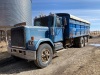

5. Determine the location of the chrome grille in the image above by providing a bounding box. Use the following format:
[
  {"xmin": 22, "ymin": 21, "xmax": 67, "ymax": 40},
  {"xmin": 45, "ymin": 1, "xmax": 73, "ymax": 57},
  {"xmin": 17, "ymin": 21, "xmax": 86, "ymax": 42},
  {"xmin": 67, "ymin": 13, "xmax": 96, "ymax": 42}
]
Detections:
[{"xmin": 11, "ymin": 27, "xmax": 25, "ymax": 47}]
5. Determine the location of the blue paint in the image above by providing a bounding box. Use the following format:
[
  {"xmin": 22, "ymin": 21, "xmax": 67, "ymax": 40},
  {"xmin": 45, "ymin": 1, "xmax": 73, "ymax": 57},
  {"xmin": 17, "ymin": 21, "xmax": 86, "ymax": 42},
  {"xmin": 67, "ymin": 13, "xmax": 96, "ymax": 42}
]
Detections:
[
  {"xmin": 54, "ymin": 27, "xmax": 63, "ymax": 42},
  {"xmin": 35, "ymin": 38, "xmax": 54, "ymax": 50},
  {"xmin": 24, "ymin": 26, "xmax": 54, "ymax": 51}
]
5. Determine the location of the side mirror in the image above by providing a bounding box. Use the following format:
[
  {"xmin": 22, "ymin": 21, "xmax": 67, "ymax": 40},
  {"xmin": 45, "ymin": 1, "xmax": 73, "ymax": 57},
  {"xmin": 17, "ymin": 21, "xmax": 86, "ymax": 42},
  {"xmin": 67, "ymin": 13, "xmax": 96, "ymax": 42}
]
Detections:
[{"xmin": 64, "ymin": 18, "xmax": 67, "ymax": 26}]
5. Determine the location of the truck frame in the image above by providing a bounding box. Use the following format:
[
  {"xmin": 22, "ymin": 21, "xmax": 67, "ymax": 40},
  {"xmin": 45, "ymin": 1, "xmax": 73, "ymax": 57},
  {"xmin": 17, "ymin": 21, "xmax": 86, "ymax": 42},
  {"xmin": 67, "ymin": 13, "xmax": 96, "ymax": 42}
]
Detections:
[{"xmin": 8, "ymin": 13, "xmax": 90, "ymax": 68}]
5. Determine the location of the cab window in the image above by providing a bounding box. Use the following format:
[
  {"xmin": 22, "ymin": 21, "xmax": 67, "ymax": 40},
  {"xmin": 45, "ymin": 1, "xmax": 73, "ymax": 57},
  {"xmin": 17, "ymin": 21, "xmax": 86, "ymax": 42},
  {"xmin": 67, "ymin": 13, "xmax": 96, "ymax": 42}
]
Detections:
[{"xmin": 56, "ymin": 17, "xmax": 62, "ymax": 27}]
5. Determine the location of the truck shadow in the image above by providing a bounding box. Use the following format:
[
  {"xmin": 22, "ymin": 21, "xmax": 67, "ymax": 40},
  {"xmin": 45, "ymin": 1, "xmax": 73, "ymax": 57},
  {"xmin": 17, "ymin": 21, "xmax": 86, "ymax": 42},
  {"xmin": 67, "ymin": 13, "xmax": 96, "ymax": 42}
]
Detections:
[{"xmin": 0, "ymin": 57, "xmax": 39, "ymax": 74}]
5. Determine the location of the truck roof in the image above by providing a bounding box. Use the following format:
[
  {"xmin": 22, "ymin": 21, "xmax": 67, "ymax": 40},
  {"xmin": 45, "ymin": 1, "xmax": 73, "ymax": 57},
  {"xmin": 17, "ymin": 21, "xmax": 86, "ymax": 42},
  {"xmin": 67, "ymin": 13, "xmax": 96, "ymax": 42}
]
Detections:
[{"xmin": 56, "ymin": 13, "xmax": 90, "ymax": 24}]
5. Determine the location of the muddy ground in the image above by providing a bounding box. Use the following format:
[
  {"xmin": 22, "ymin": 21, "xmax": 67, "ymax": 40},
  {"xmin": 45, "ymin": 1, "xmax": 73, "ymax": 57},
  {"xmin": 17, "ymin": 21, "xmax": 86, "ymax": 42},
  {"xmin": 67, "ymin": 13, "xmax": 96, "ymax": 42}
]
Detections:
[{"xmin": 0, "ymin": 37, "xmax": 100, "ymax": 75}]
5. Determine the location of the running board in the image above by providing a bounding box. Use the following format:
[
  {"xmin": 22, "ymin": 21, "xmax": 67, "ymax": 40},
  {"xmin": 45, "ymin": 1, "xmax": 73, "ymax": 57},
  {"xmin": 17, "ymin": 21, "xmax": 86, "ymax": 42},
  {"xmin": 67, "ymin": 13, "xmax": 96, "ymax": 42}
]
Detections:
[{"xmin": 54, "ymin": 42, "xmax": 63, "ymax": 51}]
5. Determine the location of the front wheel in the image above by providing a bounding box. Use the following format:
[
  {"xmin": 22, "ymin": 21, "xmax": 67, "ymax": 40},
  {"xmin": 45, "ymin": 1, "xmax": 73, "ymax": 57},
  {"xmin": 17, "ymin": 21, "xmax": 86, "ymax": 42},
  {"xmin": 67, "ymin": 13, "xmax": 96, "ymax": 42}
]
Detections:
[{"xmin": 34, "ymin": 43, "xmax": 53, "ymax": 68}]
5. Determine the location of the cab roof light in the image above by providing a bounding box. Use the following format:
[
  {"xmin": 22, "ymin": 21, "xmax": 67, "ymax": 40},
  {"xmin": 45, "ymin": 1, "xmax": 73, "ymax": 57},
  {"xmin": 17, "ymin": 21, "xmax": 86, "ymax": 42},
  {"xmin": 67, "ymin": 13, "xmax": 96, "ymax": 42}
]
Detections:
[{"xmin": 49, "ymin": 12, "xmax": 54, "ymax": 16}]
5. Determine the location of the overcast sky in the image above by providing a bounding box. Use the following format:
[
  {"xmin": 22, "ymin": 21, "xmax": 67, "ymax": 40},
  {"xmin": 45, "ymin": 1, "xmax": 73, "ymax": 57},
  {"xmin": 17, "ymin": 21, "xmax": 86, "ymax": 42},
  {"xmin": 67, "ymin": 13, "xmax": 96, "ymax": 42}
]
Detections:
[{"xmin": 32, "ymin": 0, "xmax": 100, "ymax": 31}]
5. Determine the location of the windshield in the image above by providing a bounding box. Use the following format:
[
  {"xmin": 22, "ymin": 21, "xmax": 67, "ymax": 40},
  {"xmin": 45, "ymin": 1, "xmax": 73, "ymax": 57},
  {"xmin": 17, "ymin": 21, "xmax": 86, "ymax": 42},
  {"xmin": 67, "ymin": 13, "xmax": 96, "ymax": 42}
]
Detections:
[{"xmin": 34, "ymin": 16, "xmax": 54, "ymax": 27}]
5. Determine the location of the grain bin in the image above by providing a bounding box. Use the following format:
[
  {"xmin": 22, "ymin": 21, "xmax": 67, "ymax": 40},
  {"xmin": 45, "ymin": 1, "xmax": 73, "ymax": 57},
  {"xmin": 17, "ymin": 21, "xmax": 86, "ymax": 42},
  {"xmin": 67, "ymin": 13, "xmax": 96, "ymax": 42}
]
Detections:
[{"xmin": 0, "ymin": 0, "xmax": 32, "ymax": 26}]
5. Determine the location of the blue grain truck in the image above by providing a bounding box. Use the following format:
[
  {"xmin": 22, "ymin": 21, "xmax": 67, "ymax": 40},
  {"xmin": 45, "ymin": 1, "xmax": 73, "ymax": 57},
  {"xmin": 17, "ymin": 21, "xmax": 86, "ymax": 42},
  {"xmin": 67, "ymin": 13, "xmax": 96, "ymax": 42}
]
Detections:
[{"xmin": 8, "ymin": 13, "xmax": 90, "ymax": 68}]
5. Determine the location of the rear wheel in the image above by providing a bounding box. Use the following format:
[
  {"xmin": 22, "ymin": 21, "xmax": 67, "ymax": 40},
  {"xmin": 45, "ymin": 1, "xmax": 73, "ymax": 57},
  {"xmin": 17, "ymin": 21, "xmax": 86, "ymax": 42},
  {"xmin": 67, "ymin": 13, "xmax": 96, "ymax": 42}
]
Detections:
[
  {"xmin": 34, "ymin": 43, "xmax": 53, "ymax": 68},
  {"xmin": 84, "ymin": 37, "xmax": 88, "ymax": 46},
  {"xmin": 87, "ymin": 36, "xmax": 89, "ymax": 42},
  {"xmin": 79, "ymin": 37, "xmax": 84, "ymax": 48}
]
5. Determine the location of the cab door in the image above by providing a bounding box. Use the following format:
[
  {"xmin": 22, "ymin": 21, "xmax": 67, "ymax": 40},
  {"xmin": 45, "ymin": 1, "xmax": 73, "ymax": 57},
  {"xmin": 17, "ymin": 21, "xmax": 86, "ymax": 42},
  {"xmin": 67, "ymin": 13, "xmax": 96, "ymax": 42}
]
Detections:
[{"xmin": 54, "ymin": 17, "xmax": 63, "ymax": 42}]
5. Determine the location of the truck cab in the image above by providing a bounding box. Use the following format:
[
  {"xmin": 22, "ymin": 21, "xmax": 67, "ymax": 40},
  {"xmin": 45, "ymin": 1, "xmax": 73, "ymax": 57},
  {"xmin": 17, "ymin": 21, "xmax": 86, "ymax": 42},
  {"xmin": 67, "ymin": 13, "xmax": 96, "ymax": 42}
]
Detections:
[{"xmin": 8, "ymin": 13, "xmax": 64, "ymax": 68}]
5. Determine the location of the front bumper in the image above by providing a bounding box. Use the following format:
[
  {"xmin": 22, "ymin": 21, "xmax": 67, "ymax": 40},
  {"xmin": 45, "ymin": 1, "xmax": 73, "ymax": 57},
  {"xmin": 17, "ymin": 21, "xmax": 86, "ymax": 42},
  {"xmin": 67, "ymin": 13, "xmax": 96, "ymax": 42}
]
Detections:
[{"xmin": 8, "ymin": 47, "xmax": 36, "ymax": 60}]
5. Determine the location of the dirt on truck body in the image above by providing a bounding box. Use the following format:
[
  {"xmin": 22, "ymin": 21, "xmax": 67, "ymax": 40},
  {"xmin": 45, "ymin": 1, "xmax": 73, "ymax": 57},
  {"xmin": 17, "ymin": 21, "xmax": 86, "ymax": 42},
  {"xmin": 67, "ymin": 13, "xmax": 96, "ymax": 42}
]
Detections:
[{"xmin": 0, "ymin": 37, "xmax": 100, "ymax": 75}]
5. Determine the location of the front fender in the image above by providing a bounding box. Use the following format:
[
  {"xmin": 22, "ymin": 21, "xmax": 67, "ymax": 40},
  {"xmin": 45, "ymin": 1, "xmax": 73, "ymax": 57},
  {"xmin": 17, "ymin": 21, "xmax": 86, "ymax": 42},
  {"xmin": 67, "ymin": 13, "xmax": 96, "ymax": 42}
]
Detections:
[{"xmin": 35, "ymin": 38, "xmax": 54, "ymax": 50}]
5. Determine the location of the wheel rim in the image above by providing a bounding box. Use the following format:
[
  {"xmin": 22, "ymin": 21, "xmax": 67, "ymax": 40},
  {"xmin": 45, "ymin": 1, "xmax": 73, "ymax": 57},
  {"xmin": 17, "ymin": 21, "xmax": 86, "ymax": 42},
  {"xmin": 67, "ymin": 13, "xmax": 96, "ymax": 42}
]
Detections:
[
  {"xmin": 80, "ymin": 38, "xmax": 84, "ymax": 47},
  {"xmin": 82, "ymin": 39, "xmax": 84, "ymax": 46},
  {"xmin": 41, "ymin": 48, "xmax": 50, "ymax": 64}
]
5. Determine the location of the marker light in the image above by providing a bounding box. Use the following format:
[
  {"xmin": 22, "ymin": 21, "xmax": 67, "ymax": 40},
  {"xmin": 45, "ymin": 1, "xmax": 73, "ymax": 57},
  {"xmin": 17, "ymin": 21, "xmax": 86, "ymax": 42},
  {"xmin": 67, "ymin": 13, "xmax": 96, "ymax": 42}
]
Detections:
[{"xmin": 31, "ymin": 36, "xmax": 34, "ymax": 41}]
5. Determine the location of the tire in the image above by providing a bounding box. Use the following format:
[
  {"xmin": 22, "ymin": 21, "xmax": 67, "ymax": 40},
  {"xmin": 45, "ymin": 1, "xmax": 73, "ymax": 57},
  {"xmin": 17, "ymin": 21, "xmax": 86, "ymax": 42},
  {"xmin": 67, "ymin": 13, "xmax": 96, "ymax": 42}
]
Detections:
[
  {"xmin": 34, "ymin": 43, "xmax": 53, "ymax": 68},
  {"xmin": 84, "ymin": 37, "xmax": 88, "ymax": 46},
  {"xmin": 79, "ymin": 37, "xmax": 84, "ymax": 48},
  {"xmin": 65, "ymin": 46, "xmax": 68, "ymax": 49},
  {"xmin": 87, "ymin": 36, "xmax": 89, "ymax": 42}
]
